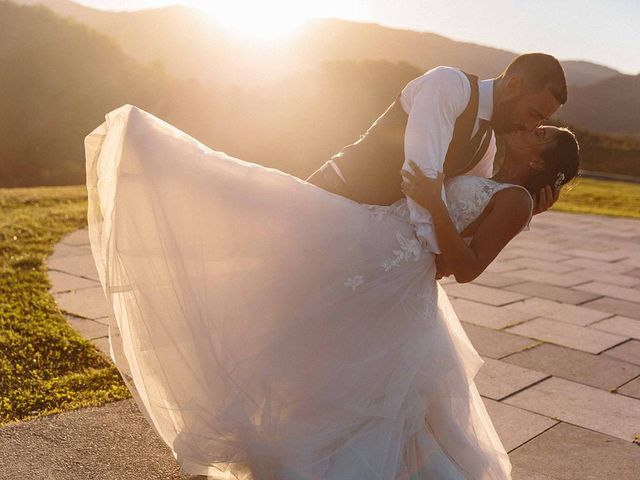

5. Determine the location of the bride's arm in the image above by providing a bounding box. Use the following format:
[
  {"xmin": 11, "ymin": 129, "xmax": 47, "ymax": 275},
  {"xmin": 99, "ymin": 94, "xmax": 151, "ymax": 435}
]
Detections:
[{"xmin": 401, "ymin": 162, "xmax": 531, "ymax": 283}]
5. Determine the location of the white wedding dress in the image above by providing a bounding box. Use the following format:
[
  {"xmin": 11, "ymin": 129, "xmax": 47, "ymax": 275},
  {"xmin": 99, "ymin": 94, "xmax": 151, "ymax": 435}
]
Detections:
[{"xmin": 85, "ymin": 105, "xmax": 531, "ymax": 480}]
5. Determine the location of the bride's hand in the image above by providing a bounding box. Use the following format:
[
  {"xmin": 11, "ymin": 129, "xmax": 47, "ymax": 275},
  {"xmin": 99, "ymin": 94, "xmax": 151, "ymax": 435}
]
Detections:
[{"xmin": 400, "ymin": 160, "xmax": 445, "ymax": 210}]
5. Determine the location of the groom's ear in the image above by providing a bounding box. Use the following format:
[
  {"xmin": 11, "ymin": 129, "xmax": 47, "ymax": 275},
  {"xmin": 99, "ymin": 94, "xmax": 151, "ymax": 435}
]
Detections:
[{"xmin": 503, "ymin": 75, "xmax": 524, "ymax": 99}]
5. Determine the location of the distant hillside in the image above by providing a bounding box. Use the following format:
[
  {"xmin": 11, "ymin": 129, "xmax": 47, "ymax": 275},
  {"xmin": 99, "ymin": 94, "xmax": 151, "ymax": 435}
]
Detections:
[
  {"xmin": 557, "ymin": 61, "xmax": 620, "ymax": 87},
  {"xmin": 13, "ymin": 0, "xmax": 640, "ymax": 137},
  {"xmin": 0, "ymin": 1, "xmax": 424, "ymax": 186},
  {"xmin": 12, "ymin": 0, "xmax": 621, "ymax": 88},
  {"xmin": 2, "ymin": 0, "xmax": 639, "ymax": 187},
  {"xmin": 0, "ymin": 1, "xmax": 213, "ymax": 186},
  {"xmin": 557, "ymin": 74, "xmax": 640, "ymax": 135}
]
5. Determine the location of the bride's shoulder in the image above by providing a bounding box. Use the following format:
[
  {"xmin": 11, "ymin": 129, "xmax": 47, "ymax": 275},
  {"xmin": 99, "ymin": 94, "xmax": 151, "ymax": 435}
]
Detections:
[
  {"xmin": 490, "ymin": 184, "xmax": 534, "ymax": 221},
  {"xmin": 444, "ymin": 174, "xmax": 490, "ymax": 190}
]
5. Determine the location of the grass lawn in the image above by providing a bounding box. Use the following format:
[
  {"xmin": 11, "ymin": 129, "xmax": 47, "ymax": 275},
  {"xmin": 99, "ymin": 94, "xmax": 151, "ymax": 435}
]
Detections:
[
  {"xmin": 0, "ymin": 184, "xmax": 129, "ymax": 427},
  {"xmin": 0, "ymin": 177, "xmax": 638, "ymax": 427},
  {"xmin": 553, "ymin": 177, "xmax": 640, "ymax": 219}
]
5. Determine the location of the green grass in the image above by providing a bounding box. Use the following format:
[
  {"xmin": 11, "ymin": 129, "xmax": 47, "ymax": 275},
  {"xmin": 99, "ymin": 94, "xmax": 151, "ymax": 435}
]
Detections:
[
  {"xmin": 0, "ymin": 185, "xmax": 129, "ymax": 427},
  {"xmin": 553, "ymin": 177, "xmax": 640, "ymax": 219},
  {"xmin": 0, "ymin": 178, "xmax": 638, "ymax": 427}
]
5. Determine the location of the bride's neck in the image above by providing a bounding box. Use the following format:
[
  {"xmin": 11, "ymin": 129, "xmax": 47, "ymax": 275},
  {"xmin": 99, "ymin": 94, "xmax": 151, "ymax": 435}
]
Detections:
[{"xmin": 491, "ymin": 156, "xmax": 530, "ymax": 186}]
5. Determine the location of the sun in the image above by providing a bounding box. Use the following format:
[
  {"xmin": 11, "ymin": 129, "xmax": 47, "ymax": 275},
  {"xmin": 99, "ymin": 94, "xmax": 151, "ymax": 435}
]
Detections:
[{"xmin": 200, "ymin": 1, "xmax": 316, "ymax": 39}]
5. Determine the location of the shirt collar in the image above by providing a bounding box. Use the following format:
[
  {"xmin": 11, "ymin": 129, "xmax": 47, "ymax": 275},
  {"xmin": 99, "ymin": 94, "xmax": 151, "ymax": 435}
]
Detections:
[{"xmin": 478, "ymin": 78, "xmax": 494, "ymax": 121}]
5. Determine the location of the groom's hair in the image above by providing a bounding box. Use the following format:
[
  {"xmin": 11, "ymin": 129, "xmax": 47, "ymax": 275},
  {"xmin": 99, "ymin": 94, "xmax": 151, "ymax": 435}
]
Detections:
[{"xmin": 501, "ymin": 53, "xmax": 568, "ymax": 104}]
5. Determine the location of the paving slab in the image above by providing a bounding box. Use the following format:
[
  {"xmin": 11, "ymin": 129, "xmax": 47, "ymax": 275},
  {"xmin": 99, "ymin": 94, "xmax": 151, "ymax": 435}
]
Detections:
[
  {"xmin": 54, "ymin": 286, "xmax": 111, "ymax": 320},
  {"xmin": 47, "ymin": 253, "xmax": 100, "ymax": 281},
  {"xmin": 504, "ymin": 282, "xmax": 601, "ymax": 305},
  {"xmin": 461, "ymin": 322, "xmax": 540, "ymax": 359},
  {"xmin": 504, "ymin": 297, "xmax": 612, "ymax": 326},
  {"xmin": 65, "ymin": 314, "xmax": 109, "ymax": 341},
  {"xmin": 509, "ymin": 465, "xmax": 560, "ymax": 480},
  {"xmin": 504, "ymin": 376, "xmax": 640, "ymax": 442},
  {"xmin": 484, "ymin": 260, "xmax": 526, "ymax": 274},
  {"xmin": 557, "ymin": 248, "xmax": 631, "ymax": 263},
  {"xmin": 472, "ymin": 271, "xmax": 526, "ymax": 288},
  {"xmin": 624, "ymin": 256, "xmax": 640, "ymax": 269},
  {"xmin": 499, "ymin": 258, "xmax": 578, "ymax": 274},
  {"xmin": 475, "ymin": 357, "xmax": 549, "ymax": 400},
  {"xmin": 570, "ymin": 269, "xmax": 640, "ymax": 288},
  {"xmin": 444, "ymin": 283, "xmax": 529, "ymax": 306},
  {"xmin": 617, "ymin": 377, "xmax": 640, "ymax": 399},
  {"xmin": 21, "ymin": 212, "xmax": 640, "ymax": 477},
  {"xmin": 574, "ymin": 282, "xmax": 640, "ymax": 304},
  {"xmin": 506, "ymin": 269, "xmax": 589, "ymax": 288},
  {"xmin": 59, "ymin": 229, "xmax": 91, "ymax": 246},
  {"xmin": 582, "ymin": 296, "xmax": 640, "ymax": 320},
  {"xmin": 509, "ymin": 422, "xmax": 640, "ymax": 480},
  {"xmin": 499, "ymin": 247, "xmax": 571, "ymax": 263},
  {"xmin": 50, "ymin": 241, "xmax": 94, "ymax": 258},
  {"xmin": 626, "ymin": 268, "xmax": 640, "ymax": 279},
  {"xmin": 92, "ymin": 335, "xmax": 113, "ymax": 359},
  {"xmin": 482, "ymin": 398, "xmax": 558, "ymax": 453},
  {"xmin": 47, "ymin": 270, "xmax": 100, "ymax": 294},
  {"xmin": 505, "ymin": 317, "xmax": 628, "ymax": 354},
  {"xmin": 603, "ymin": 339, "xmax": 640, "ymax": 365},
  {"xmin": 493, "ymin": 250, "xmax": 522, "ymax": 262},
  {"xmin": 589, "ymin": 315, "xmax": 640, "ymax": 340},
  {"xmin": 0, "ymin": 399, "xmax": 190, "ymax": 480},
  {"xmin": 502, "ymin": 342, "xmax": 640, "ymax": 390},
  {"xmin": 450, "ymin": 299, "xmax": 536, "ymax": 329},
  {"xmin": 560, "ymin": 257, "xmax": 635, "ymax": 274}
]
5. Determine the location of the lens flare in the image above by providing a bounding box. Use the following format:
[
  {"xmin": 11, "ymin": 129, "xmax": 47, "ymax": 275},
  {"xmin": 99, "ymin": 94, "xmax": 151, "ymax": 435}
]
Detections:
[{"xmin": 201, "ymin": 0, "xmax": 316, "ymax": 39}]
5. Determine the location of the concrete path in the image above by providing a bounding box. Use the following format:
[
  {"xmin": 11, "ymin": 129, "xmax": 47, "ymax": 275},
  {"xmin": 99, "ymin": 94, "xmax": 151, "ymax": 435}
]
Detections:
[{"xmin": 2, "ymin": 210, "xmax": 640, "ymax": 479}]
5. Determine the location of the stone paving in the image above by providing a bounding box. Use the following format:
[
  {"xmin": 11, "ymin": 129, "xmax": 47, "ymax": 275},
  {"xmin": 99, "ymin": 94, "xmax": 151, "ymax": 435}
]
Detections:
[{"xmin": 2, "ymin": 210, "xmax": 640, "ymax": 479}]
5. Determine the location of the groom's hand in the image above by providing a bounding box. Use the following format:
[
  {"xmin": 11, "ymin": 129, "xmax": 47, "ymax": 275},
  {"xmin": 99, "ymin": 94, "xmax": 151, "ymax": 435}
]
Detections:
[
  {"xmin": 533, "ymin": 185, "xmax": 560, "ymax": 216},
  {"xmin": 435, "ymin": 254, "xmax": 454, "ymax": 280}
]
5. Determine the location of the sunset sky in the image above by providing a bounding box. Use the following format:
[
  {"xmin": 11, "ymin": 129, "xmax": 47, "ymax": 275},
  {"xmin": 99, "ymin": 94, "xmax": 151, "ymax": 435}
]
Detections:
[{"xmin": 77, "ymin": 0, "xmax": 640, "ymax": 74}]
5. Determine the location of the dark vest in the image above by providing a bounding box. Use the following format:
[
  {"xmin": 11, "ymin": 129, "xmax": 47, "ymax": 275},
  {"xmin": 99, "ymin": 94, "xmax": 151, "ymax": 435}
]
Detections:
[{"xmin": 330, "ymin": 72, "xmax": 493, "ymax": 206}]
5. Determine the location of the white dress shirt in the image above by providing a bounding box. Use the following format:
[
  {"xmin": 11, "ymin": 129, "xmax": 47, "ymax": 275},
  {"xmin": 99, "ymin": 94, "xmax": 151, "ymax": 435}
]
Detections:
[{"xmin": 399, "ymin": 66, "xmax": 496, "ymax": 253}]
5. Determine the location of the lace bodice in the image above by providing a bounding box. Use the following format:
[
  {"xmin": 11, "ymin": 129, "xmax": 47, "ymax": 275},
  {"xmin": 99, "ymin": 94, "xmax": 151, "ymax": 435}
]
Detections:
[{"xmin": 365, "ymin": 176, "xmax": 533, "ymax": 239}]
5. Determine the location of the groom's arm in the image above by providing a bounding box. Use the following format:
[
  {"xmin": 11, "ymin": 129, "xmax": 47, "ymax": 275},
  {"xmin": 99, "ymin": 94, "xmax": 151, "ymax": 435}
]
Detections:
[{"xmin": 400, "ymin": 67, "xmax": 470, "ymax": 253}]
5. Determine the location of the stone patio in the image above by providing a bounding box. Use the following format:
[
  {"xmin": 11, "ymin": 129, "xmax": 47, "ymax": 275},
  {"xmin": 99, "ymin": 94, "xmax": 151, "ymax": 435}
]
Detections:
[{"xmin": 2, "ymin": 210, "xmax": 640, "ymax": 479}]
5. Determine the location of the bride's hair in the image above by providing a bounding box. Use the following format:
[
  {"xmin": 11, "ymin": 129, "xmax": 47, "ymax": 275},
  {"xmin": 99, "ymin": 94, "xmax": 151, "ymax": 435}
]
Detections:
[{"xmin": 524, "ymin": 127, "xmax": 580, "ymax": 195}]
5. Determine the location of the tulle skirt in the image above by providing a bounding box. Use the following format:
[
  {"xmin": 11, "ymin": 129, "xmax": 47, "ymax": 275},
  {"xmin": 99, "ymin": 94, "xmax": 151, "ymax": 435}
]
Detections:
[{"xmin": 85, "ymin": 105, "xmax": 512, "ymax": 479}]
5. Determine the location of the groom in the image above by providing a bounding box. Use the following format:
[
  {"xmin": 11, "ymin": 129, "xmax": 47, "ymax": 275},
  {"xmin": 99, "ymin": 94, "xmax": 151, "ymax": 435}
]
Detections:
[{"xmin": 306, "ymin": 53, "xmax": 567, "ymax": 255}]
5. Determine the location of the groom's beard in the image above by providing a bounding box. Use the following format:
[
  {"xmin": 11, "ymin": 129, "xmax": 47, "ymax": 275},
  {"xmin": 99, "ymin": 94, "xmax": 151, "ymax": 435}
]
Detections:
[{"xmin": 491, "ymin": 95, "xmax": 525, "ymax": 135}]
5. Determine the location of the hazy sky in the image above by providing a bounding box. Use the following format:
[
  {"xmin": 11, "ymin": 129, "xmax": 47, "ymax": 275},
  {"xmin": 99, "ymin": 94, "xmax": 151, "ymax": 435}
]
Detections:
[{"xmin": 78, "ymin": 0, "xmax": 640, "ymax": 74}]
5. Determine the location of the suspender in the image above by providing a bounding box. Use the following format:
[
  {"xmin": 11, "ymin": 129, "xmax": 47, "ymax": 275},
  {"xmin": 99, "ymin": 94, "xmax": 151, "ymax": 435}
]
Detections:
[
  {"xmin": 443, "ymin": 73, "xmax": 493, "ymax": 177},
  {"xmin": 326, "ymin": 69, "xmax": 493, "ymax": 205},
  {"xmin": 443, "ymin": 73, "xmax": 479, "ymax": 176}
]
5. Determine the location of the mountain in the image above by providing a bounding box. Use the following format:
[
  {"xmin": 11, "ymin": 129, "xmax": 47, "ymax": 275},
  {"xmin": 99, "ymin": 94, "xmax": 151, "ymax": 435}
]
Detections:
[
  {"xmin": 557, "ymin": 61, "xmax": 621, "ymax": 87},
  {"xmin": 0, "ymin": 1, "xmax": 425, "ymax": 186},
  {"xmin": 13, "ymin": 0, "xmax": 640, "ymax": 136},
  {"xmin": 557, "ymin": 74, "xmax": 640, "ymax": 134},
  {"xmin": 0, "ymin": 1, "xmax": 216, "ymax": 186},
  {"xmin": 11, "ymin": 0, "xmax": 622, "ymax": 88},
  {"xmin": 2, "ymin": 0, "xmax": 639, "ymax": 189}
]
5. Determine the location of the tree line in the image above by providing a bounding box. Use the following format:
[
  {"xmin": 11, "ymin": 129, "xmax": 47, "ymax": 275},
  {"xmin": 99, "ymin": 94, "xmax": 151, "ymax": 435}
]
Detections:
[{"xmin": 1, "ymin": 1, "xmax": 638, "ymax": 188}]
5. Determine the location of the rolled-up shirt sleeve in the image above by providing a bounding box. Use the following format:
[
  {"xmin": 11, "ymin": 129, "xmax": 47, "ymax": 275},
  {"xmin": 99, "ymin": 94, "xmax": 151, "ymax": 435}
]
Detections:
[{"xmin": 399, "ymin": 67, "xmax": 470, "ymax": 253}]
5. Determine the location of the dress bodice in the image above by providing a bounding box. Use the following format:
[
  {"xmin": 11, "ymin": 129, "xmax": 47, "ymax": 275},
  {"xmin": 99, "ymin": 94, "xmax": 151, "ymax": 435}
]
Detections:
[{"xmin": 365, "ymin": 176, "xmax": 533, "ymax": 240}]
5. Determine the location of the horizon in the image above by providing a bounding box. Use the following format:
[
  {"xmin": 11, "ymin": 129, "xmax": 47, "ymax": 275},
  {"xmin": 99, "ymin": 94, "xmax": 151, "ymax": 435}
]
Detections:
[{"xmin": 72, "ymin": 0, "xmax": 640, "ymax": 75}]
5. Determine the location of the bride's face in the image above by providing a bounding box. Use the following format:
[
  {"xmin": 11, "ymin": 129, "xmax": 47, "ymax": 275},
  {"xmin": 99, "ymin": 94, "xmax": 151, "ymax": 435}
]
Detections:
[{"xmin": 503, "ymin": 126, "xmax": 562, "ymax": 159}]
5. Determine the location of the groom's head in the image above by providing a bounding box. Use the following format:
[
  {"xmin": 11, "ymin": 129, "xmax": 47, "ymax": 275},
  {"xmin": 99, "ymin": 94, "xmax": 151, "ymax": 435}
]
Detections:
[{"xmin": 492, "ymin": 53, "xmax": 567, "ymax": 135}]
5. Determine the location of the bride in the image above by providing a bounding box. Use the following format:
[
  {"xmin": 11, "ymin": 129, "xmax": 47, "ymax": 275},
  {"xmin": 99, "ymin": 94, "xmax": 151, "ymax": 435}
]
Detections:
[{"xmin": 85, "ymin": 104, "xmax": 579, "ymax": 480}]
